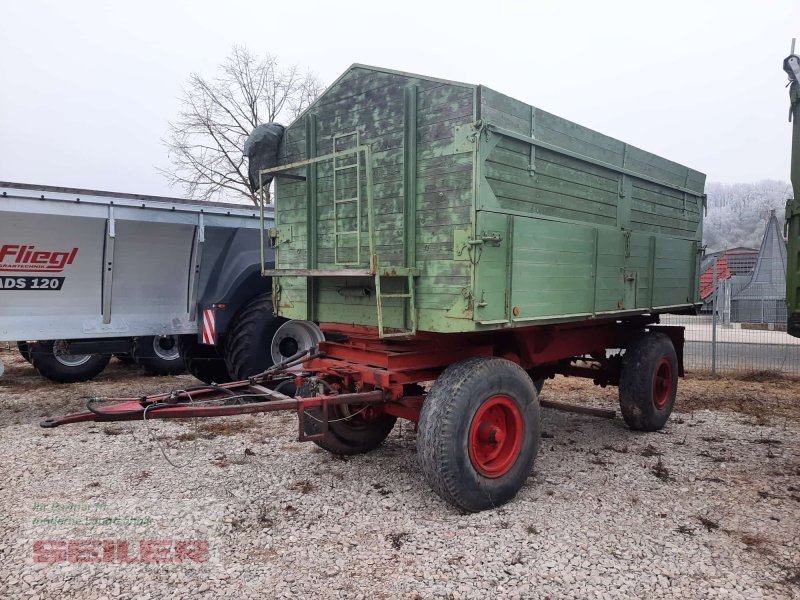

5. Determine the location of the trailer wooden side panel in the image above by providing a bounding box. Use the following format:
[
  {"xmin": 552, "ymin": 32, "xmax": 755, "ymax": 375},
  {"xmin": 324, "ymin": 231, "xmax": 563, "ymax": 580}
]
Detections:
[{"xmin": 269, "ymin": 64, "xmax": 705, "ymax": 334}]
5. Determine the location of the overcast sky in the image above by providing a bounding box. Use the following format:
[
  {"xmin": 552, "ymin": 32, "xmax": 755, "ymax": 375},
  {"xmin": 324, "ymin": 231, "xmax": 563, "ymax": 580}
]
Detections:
[{"xmin": 1, "ymin": 0, "xmax": 798, "ymax": 197}]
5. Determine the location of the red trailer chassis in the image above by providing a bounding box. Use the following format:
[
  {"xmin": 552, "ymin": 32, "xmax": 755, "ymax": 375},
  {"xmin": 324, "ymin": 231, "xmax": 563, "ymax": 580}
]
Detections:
[
  {"xmin": 42, "ymin": 317, "xmax": 683, "ymax": 429},
  {"xmin": 42, "ymin": 316, "xmax": 685, "ymax": 511}
]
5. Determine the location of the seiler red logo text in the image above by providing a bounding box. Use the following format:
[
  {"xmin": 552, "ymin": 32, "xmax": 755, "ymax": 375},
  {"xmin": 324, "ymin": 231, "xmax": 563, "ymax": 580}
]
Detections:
[
  {"xmin": 33, "ymin": 539, "xmax": 209, "ymax": 563},
  {"xmin": 0, "ymin": 244, "xmax": 79, "ymax": 273}
]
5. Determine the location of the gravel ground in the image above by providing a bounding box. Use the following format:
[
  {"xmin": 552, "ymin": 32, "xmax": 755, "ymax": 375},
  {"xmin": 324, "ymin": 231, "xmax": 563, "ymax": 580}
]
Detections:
[{"xmin": 0, "ymin": 348, "xmax": 798, "ymax": 599}]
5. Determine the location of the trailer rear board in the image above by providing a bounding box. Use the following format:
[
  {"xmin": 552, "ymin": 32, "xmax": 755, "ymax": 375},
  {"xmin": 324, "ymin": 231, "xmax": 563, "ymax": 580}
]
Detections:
[
  {"xmin": 265, "ymin": 65, "xmax": 706, "ymax": 336},
  {"xmin": 0, "ymin": 183, "xmax": 272, "ymax": 341}
]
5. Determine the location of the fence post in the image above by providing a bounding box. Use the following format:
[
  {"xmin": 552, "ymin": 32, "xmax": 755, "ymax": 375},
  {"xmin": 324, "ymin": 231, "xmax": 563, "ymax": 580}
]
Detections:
[{"xmin": 711, "ymin": 258, "xmax": 718, "ymax": 374}]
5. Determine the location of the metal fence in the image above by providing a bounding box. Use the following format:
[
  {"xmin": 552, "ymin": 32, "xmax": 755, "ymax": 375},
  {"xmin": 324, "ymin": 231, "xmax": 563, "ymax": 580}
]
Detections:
[
  {"xmin": 661, "ymin": 309, "xmax": 799, "ymax": 375},
  {"xmin": 669, "ymin": 247, "xmax": 797, "ymax": 374}
]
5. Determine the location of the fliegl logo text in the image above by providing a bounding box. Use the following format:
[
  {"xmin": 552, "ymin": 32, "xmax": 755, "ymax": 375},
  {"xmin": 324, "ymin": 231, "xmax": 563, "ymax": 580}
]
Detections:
[{"xmin": 0, "ymin": 244, "xmax": 79, "ymax": 273}]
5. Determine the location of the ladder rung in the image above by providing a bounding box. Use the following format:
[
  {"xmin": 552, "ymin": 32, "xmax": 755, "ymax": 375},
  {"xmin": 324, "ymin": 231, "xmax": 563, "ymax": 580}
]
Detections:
[
  {"xmin": 334, "ymin": 164, "xmax": 357, "ymax": 172},
  {"xmin": 381, "ymin": 330, "xmax": 414, "ymax": 338},
  {"xmin": 334, "ymin": 231, "xmax": 359, "ymax": 236},
  {"xmin": 379, "ymin": 293, "xmax": 412, "ymax": 299},
  {"xmin": 334, "ymin": 198, "xmax": 359, "ymax": 204}
]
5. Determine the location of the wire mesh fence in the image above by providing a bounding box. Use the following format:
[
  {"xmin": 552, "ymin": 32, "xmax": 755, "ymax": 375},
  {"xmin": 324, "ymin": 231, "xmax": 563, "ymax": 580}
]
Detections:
[
  {"xmin": 660, "ymin": 314, "xmax": 799, "ymax": 375},
  {"xmin": 674, "ymin": 249, "xmax": 797, "ymax": 374}
]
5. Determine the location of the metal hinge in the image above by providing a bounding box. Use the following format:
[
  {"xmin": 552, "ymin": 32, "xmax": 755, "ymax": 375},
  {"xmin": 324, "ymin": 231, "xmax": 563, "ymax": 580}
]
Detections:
[
  {"xmin": 268, "ymin": 225, "xmax": 292, "ymax": 247},
  {"xmin": 454, "ymin": 230, "xmax": 502, "ymax": 260},
  {"xmin": 786, "ymin": 197, "xmax": 798, "ymax": 236},
  {"xmin": 463, "ymin": 232, "xmax": 503, "ymax": 250}
]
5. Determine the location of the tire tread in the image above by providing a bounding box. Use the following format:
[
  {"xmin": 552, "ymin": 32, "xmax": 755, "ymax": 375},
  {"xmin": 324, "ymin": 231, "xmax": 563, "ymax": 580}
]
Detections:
[
  {"xmin": 619, "ymin": 332, "xmax": 678, "ymax": 431},
  {"xmin": 417, "ymin": 357, "xmax": 540, "ymax": 512},
  {"xmin": 224, "ymin": 293, "xmax": 283, "ymax": 380}
]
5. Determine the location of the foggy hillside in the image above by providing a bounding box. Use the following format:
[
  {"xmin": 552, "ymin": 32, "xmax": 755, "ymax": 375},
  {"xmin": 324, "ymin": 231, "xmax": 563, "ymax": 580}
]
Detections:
[{"xmin": 702, "ymin": 179, "xmax": 792, "ymax": 252}]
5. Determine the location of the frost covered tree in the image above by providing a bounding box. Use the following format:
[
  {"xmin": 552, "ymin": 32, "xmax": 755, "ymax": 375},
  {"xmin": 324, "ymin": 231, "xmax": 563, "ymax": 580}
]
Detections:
[{"xmin": 703, "ymin": 180, "xmax": 791, "ymax": 251}]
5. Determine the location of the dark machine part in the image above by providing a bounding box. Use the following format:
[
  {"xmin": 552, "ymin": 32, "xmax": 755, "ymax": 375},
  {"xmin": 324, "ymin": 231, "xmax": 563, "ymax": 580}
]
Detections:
[
  {"xmin": 784, "ymin": 41, "xmax": 800, "ymax": 338},
  {"xmin": 244, "ymin": 123, "xmax": 285, "ymax": 194},
  {"xmin": 195, "ymin": 227, "xmax": 273, "ymax": 341}
]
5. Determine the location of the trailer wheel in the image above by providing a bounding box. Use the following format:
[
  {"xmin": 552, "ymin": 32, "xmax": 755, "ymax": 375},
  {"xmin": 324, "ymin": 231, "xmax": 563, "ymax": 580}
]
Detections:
[
  {"xmin": 176, "ymin": 335, "xmax": 232, "ymax": 384},
  {"xmin": 28, "ymin": 340, "xmax": 111, "ymax": 383},
  {"xmin": 618, "ymin": 332, "xmax": 678, "ymax": 431},
  {"xmin": 304, "ymin": 403, "xmax": 397, "ymax": 455},
  {"xmin": 131, "ymin": 336, "xmax": 185, "ymax": 376},
  {"xmin": 114, "ymin": 352, "xmax": 135, "ymax": 365},
  {"xmin": 17, "ymin": 341, "xmax": 32, "ymax": 363},
  {"xmin": 224, "ymin": 292, "xmax": 286, "ymax": 380},
  {"xmin": 417, "ymin": 357, "xmax": 540, "ymax": 512}
]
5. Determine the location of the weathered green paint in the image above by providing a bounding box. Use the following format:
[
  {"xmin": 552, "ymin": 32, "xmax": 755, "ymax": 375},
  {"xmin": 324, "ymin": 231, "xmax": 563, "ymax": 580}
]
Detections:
[
  {"xmin": 305, "ymin": 113, "xmax": 318, "ymax": 321},
  {"xmin": 785, "ymin": 49, "xmax": 800, "ymax": 337},
  {"xmin": 265, "ymin": 65, "xmax": 705, "ymax": 335},
  {"xmin": 403, "ymin": 84, "xmax": 418, "ymax": 270}
]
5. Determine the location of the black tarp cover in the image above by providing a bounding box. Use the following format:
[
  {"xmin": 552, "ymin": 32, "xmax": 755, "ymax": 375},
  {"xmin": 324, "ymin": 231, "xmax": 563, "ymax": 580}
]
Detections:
[{"xmin": 244, "ymin": 123, "xmax": 285, "ymax": 192}]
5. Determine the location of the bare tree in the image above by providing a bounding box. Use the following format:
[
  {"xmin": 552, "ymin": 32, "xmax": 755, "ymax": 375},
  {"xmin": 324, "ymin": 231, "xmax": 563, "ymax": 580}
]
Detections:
[{"xmin": 161, "ymin": 46, "xmax": 323, "ymax": 204}]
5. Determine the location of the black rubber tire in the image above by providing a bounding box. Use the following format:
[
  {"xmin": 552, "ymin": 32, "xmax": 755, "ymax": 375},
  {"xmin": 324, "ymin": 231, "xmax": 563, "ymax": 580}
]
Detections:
[
  {"xmin": 131, "ymin": 336, "xmax": 185, "ymax": 376},
  {"xmin": 17, "ymin": 341, "xmax": 32, "ymax": 363},
  {"xmin": 302, "ymin": 379, "xmax": 397, "ymax": 455},
  {"xmin": 28, "ymin": 340, "xmax": 111, "ymax": 384},
  {"xmin": 114, "ymin": 352, "xmax": 135, "ymax": 365},
  {"xmin": 417, "ymin": 357, "xmax": 541, "ymax": 512},
  {"xmin": 176, "ymin": 335, "xmax": 232, "ymax": 384},
  {"xmin": 224, "ymin": 293, "xmax": 286, "ymax": 380},
  {"xmin": 618, "ymin": 332, "xmax": 678, "ymax": 431}
]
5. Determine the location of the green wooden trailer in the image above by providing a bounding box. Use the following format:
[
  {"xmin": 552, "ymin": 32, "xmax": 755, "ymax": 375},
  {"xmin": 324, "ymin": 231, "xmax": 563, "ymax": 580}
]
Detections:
[
  {"xmin": 40, "ymin": 65, "xmax": 708, "ymax": 514},
  {"xmin": 263, "ymin": 64, "xmax": 706, "ymax": 337}
]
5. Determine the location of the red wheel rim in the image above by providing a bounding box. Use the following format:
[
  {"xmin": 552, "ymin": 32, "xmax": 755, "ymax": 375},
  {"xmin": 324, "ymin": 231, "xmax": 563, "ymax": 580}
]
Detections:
[
  {"xmin": 653, "ymin": 358, "xmax": 673, "ymax": 410},
  {"xmin": 468, "ymin": 395, "xmax": 524, "ymax": 478}
]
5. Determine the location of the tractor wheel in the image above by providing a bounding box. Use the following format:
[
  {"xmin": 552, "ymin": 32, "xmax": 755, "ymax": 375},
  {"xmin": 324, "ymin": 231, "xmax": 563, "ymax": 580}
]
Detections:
[
  {"xmin": 29, "ymin": 340, "xmax": 111, "ymax": 383},
  {"xmin": 417, "ymin": 357, "xmax": 540, "ymax": 512},
  {"xmin": 131, "ymin": 336, "xmax": 185, "ymax": 376},
  {"xmin": 17, "ymin": 341, "xmax": 32, "ymax": 363},
  {"xmin": 618, "ymin": 332, "xmax": 678, "ymax": 431},
  {"xmin": 224, "ymin": 293, "xmax": 286, "ymax": 380},
  {"xmin": 176, "ymin": 335, "xmax": 232, "ymax": 384}
]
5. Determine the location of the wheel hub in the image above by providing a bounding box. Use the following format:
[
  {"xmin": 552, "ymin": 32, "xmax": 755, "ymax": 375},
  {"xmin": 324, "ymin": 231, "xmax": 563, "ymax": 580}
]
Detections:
[
  {"xmin": 476, "ymin": 422, "xmax": 506, "ymax": 445},
  {"xmin": 153, "ymin": 336, "xmax": 180, "ymax": 361},
  {"xmin": 53, "ymin": 340, "xmax": 92, "ymax": 367},
  {"xmin": 468, "ymin": 395, "xmax": 524, "ymax": 478},
  {"xmin": 653, "ymin": 358, "xmax": 672, "ymax": 410}
]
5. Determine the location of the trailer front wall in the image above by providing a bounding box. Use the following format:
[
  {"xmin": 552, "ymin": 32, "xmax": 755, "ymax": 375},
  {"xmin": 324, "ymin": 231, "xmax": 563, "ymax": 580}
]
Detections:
[{"xmin": 275, "ymin": 67, "xmax": 476, "ymax": 330}]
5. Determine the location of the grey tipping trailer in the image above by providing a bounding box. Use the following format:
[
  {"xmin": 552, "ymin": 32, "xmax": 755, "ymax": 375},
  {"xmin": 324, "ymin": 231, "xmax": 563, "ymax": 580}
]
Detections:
[{"xmin": 0, "ymin": 182, "xmax": 277, "ymax": 382}]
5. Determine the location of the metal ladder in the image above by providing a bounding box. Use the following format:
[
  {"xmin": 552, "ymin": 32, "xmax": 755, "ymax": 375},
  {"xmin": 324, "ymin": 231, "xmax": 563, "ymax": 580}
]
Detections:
[
  {"xmin": 374, "ymin": 267, "xmax": 417, "ymax": 338},
  {"xmin": 333, "ymin": 132, "xmax": 361, "ymax": 266},
  {"xmin": 257, "ymin": 135, "xmax": 418, "ymax": 338},
  {"xmin": 334, "ymin": 131, "xmax": 417, "ymax": 337}
]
